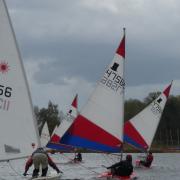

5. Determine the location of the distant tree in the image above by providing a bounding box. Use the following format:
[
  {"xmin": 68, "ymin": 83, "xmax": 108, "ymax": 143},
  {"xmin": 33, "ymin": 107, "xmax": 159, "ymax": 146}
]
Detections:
[
  {"xmin": 124, "ymin": 99, "xmax": 145, "ymax": 121},
  {"xmin": 143, "ymin": 92, "xmax": 161, "ymax": 105},
  {"xmin": 34, "ymin": 101, "xmax": 62, "ymax": 136},
  {"xmin": 34, "ymin": 106, "xmax": 42, "ymax": 133},
  {"xmin": 45, "ymin": 101, "xmax": 61, "ymax": 135}
]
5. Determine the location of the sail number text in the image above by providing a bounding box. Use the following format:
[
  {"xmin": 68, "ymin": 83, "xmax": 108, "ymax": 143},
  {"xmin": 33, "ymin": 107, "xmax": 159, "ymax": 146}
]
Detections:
[
  {"xmin": 100, "ymin": 69, "xmax": 125, "ymax": 92},
  {"xmin": 0, "ymin": 85, "xmax": 12, "ymax": 97},
  {"xmin": 151, "ymin": 101, "xmax": 162, "ymax": 116}
]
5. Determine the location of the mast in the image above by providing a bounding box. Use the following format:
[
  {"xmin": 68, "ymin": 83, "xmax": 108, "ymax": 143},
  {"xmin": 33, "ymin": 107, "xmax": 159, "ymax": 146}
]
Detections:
[{"xmin": 121, "ymin": 27, "xmax": 126, "ymax": 160}]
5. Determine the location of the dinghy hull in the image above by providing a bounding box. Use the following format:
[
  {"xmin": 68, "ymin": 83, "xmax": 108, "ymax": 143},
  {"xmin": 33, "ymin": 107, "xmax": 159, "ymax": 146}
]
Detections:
[{"xmin": 98, "ymin": 171, "xmax": 137, "ymax": 180}]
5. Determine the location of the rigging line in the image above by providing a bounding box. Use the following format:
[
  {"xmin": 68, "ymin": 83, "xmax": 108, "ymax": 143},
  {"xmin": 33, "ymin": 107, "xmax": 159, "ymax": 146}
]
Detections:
[
  {"xmin": 61, "ymin": 153, "xmax": 100, "ymax": 175},
  {"xmin": 101, "ymin": 154, "xmax": 110, "ymax": 164},
  {"xmin": 75, "ymin": 161, "xmax": 100, "ymax": 175},
  {"xmin": 7, "ymin": 160, "xmax": 25, "ymax": 178},
  {"xmin": 7, "ymin": 160, "xmax": 32, "ymax": 179},
  {"xmin": 60, "ymin": 153, "xmax": 74, "ymax": 162},
  {"xmin": 102, "ymin": 154, "xmax": 115, "ymax": 165}
]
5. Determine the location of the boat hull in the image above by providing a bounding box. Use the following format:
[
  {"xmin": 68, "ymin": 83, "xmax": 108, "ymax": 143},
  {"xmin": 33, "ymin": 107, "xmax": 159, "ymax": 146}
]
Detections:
[{"xmin": 98, "ymin": 171, "xmax": 137, "ymax": 180}]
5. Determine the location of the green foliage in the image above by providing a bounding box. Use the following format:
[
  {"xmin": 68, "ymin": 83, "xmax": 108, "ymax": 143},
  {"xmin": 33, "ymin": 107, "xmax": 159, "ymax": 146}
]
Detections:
[
  {"xmin": 143, "ymin": 92, "xmax": 161, "ymax": 105},
  {"xmin": 124, "ymin": 99, "xmax": 145, "ymax": 121},
  {"xmin": 34, "ymin": 101, "xmax": 62, "ymax": 136}
]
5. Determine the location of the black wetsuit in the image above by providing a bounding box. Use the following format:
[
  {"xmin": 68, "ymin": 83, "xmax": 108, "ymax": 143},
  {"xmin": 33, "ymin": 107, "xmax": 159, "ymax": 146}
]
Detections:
[
  {"xmin": 107, "ymin": 160, "xmax": 133, "ymax": 176},
  {"xmin": 74, "ymin": 153, "xmax": 82, "ymax": 162}
]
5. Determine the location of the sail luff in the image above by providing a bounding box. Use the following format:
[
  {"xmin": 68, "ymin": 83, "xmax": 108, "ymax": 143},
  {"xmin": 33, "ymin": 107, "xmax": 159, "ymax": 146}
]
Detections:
[
  {"xmin": 0, "ymin": 0, "xmax": 40, "ymax": 161},
  {"xmin": 120, "ymin": 27, "xmax": 126, "ymax": 155},
  {"xmin": 3, "ymin": 0, "xmax": 41, "ymax": 148}
]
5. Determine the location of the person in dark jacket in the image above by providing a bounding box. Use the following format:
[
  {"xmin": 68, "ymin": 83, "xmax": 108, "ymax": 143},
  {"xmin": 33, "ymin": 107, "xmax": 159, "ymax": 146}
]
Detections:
[
  {"xmin": 74, "ymin": 152, "xmax": 82, "ymax": 162},
  {"xmin": 139, "ymin": 151, "xmax": 153, "ymax": 167},
  {"xmin": 107, "ymin": 154, "xmax": 133, "ymax": 177},
  {"xmin": 23, "ymin": 147, "xmax": 62, "ymax": 178}
]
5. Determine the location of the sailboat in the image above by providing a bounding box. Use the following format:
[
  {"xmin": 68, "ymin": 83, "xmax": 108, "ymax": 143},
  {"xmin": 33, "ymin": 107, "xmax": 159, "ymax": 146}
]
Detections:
[
  {"xmin": 124, "ymin": 82, "xmax": 172, "ymax": 166},
  {"xmin": 58, "ymin": 29, "xmax": 136, "ymax": 179},
  {"xmin": 60, "ymin": 30, "xmax": 125, "ymax": 152},
  {"xmin": 46, "ymin": 94, "xmax": 78, "ymax": 151},
  {"xmin": 0, "ymin": 0, "xmax": 61, "ymax": 179}
]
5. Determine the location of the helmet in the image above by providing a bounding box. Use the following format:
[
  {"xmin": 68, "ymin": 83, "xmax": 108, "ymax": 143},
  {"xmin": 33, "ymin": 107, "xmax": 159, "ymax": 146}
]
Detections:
[
  {"xmin": 37, "ymin": 147, "xmax": 44, "ymax": 151},
  {"xmin": 35, "ymin": 147, "xmax": 46, "ymax": 153},
  {"xmin": 126, "ymin": 154, "xmax": 132, "ymax": 162},
  {"xmin": 149, "ymin": 151, "xmax": 152, "ymax": 154}
]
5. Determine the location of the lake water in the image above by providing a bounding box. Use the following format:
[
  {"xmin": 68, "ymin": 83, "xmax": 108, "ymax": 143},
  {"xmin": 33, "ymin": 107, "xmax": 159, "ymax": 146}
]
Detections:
[{"xmin": 0, "ymin": 153, "xmax": 180, "ymax": 179}]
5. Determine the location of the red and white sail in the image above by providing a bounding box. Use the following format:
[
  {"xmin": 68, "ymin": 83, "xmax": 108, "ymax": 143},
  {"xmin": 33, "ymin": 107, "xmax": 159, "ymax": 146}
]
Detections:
[
  {"xmin": 124, "ymin": 82, "xmax": 172, "ymax": 151},
  {"xmin": 60, "ymin": 30, "xmax": 126, "ymax": 152},
  {"xmin": 47, "ymin": 94, "xmax": 78, "ymax": 150}
]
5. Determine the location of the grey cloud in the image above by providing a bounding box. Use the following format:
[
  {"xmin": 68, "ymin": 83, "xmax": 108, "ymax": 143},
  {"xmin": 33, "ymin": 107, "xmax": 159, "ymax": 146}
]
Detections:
[{"xmin": 6, "ymin": 0, "xmax": 180, "ymax": 88}]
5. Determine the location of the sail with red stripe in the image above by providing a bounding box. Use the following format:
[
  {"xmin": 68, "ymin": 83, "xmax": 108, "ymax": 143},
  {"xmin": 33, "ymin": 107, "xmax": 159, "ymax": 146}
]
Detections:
[
  {"xmin": 124, "ymin": 82, "xmax": 172, "ymax": 151},
  {"xmin": 47, "ymin": 94, "xmax": 78, "ymax": 151},
  {"xmin": 60, "ymin": 30, "xmax": 126, "ymax": 153}
]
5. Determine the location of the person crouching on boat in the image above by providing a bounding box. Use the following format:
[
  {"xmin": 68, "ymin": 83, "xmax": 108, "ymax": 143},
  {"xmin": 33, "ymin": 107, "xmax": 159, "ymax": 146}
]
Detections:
[
  {"xmin": 107, "ymin": 154, "xmax": 133, "ymax": 177},
  {"xmin": 74, "ymin": 152, "xmax": 82, "ymax": 162},
  {"xmin": 23, "ymin": 147, "xmax": 62, "ymax": 178},
  {"xmin": 139, "ymin": 151, "xmax": 153, "ymax": 168}
]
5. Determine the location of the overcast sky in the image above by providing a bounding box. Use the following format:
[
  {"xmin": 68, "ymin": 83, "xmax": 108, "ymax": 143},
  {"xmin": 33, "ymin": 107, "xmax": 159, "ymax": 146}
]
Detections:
[{"xmin": 5, "ymin": 0, "xmax": 180, "ymax": 112}]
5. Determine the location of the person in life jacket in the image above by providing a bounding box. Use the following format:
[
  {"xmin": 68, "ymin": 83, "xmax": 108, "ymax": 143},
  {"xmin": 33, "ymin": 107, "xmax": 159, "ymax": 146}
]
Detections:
[
  {"xmin": 139, "ymin": 151, "xmax": 154, "ymax": 167},
  {"xmin": 74, "ymin": 152, "xmax": 82, "ymax": 162},
  {"xmin": 107, "ymin": 154, "xmax": 133, "ymax": 177},
  {"xmin": 23, "ymin": 147, "xmax": 62, "ymax": 178}
]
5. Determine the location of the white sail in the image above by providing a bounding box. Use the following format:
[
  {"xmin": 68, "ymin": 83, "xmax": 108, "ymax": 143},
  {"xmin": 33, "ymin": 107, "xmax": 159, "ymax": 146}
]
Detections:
[
  {"xmin": 124, "ymin": 82, "xmax": 172, "ymax": 151},
  {"xmin": 40, "ymin": 122, "xmax": 50, "ymax": 148},
  {"xmin": 0, "ymin": 0, "xmax": 40, "ymax": 161},
  {"xmin": 60, "ymin": 30, "xmax": 126, "ymax": 152}
]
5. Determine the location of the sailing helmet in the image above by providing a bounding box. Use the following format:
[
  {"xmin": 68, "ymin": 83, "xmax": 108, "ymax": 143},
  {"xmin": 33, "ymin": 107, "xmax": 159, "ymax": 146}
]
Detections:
[{"xmin": 126, "ymin": 154, "xmax": 132, "ymax": 162}]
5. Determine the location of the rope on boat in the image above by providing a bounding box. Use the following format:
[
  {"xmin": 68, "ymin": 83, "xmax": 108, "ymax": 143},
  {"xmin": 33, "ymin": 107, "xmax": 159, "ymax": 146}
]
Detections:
[
  {"xmin": 7, "ymin": 160, "xmax": 26, "ymax": 178},
  {"xmin": 61, "ymin": 153, "xmax": 100, "ymax": 175},
  {"xmin": 102, "ymin": 153, "xmax": 117, "ymax": 164}
]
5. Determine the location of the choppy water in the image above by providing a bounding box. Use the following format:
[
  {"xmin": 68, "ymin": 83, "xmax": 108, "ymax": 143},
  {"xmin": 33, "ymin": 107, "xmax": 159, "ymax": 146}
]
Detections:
[{"xmin": 0, "ymin": 153, "xmax": 180, "ymax": 180}]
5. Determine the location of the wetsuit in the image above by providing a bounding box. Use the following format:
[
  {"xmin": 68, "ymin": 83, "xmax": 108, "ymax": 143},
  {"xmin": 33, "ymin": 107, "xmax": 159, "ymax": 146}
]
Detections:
[
  {"xmin": 140, "ymin": 154, "xmax": 153, "ymax": 167},
  {"xmin": 107, "ymin": 160, "xmax": 133, "ymax": 176},
  {"xmin": 74, "ymin": 153, "xmax": 82, "ymax": 162},
  {"xmin": 24, "ymin": 148, "xmax": 60, "ymax": 177}
]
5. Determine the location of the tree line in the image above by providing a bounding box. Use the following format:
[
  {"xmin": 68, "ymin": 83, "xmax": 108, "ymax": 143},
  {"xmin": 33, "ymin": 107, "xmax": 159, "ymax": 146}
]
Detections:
[{"xmin": 35, "ymin": 92, "xmax": 180, "ymax": 147}]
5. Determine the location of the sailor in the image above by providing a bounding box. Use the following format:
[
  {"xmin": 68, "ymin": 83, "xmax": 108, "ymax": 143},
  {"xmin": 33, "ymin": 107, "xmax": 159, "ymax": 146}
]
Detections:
[
  {"xmin": 139, "ymin": 151, "xmax": 154, "ymax": 167},
  {"xmin": 107, "ymin": 154, "xmax": 133, "ymax": 177},
  {"xmin": 23, "ymin": 147, "xmax": 62, "ymax": 178},
  {"xmin": 74, "ymin": 152, "xmax": 82, "ymax": 162}
]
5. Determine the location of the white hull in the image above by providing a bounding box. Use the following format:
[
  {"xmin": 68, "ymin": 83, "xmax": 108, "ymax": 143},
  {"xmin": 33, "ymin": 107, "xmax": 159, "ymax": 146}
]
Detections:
[{"xmin": 28, "ymin": 174, "xmax": 61, "ymax": 180}]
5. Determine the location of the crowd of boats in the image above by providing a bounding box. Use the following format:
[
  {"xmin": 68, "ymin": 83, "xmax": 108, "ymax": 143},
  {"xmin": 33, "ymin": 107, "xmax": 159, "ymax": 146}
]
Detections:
[{"xmin": 0, "ymin": 0, "xmax": 173, "ymax": 179}]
